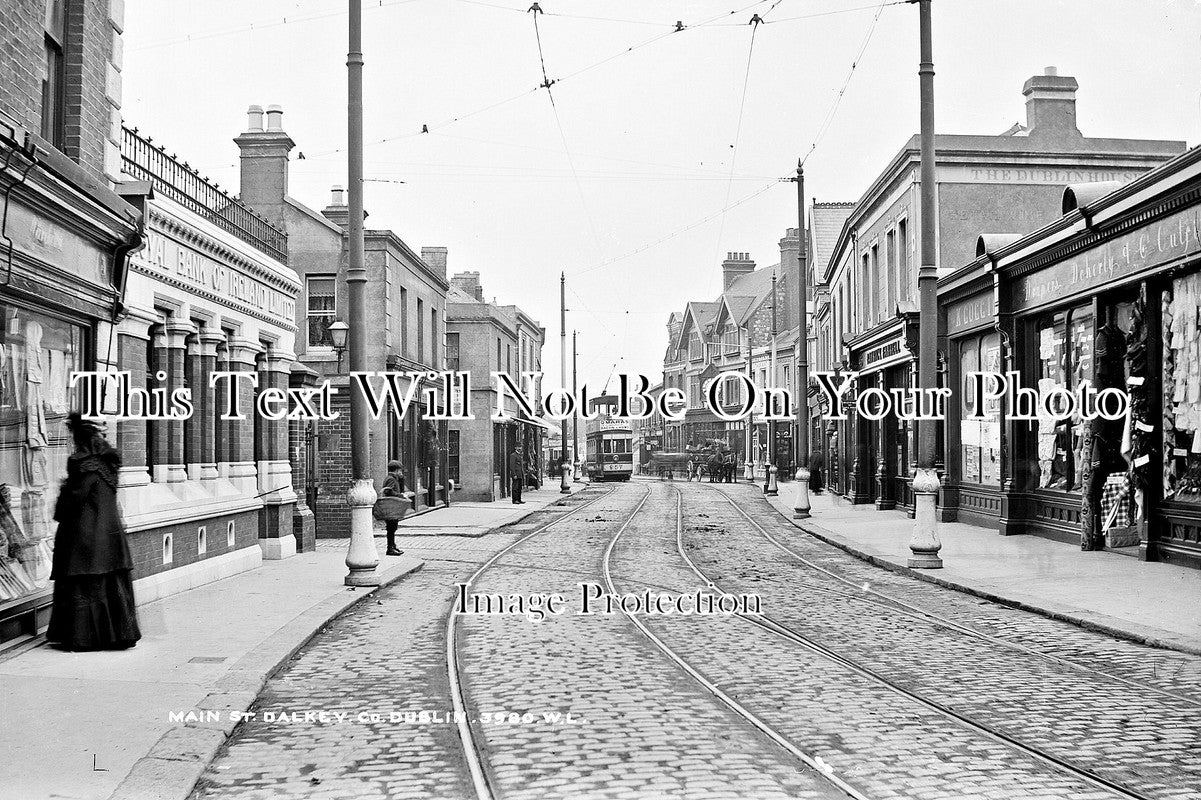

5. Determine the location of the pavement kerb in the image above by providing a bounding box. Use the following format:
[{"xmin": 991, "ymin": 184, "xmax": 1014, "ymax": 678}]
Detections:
[
  {"xmin": 762, "ymin": 500, "xmax": 1201, "ymax": 658},
  {"xmin": 106, "ymin": 558, "xmax": 424, "ymax": 800}
]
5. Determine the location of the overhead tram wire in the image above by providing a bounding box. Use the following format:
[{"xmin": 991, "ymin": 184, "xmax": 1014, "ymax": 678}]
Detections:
[
  {"xmin": 529, "ymin": 4, "xmax": 605, "ymax": 257},
  {"xmin": 709, "ymin": 12, "xmax": 764, "ymax": 297},
  {"xmin": 569, "ymin": 180, "xmax": 782, "ymax": 277},
  {"xmin": 296, "ymin": 0, "xmax": 782, "ymax": 163},
  {"xmin": 568, "ymin": 0, "xmax": 900, "ymax": 279},
  {"xmin": 127, "ymin": 0, "xmax": 421, "ymax": 52},
  {"xmin": 801, "ymin": 0, "xmax": 892, "ymax": 167}
]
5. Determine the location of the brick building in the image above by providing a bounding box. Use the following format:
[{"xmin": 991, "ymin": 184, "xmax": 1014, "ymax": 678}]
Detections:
[
  {"xmin": 233, "ymin": 107, "xmax": 451, "ymax": 536},
  {"xmin": 445, "ymin": 270, "xmax": 548, "ymax": 502},
  {"xmin": 0, "ymin": 0, "xmax": 142, "ymax": 648}
]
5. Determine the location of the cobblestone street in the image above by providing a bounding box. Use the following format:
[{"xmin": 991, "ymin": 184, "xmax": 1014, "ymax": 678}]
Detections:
[{"xmin": 190, "ymin": 481, "xmax": 1201, "ymax": 800}]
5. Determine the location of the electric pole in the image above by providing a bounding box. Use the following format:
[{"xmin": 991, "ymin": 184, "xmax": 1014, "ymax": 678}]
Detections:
[
  {"xmin": 794, "ymin": 163, "xmax": 811, "ymax": 518},
  {"xmin": 560, "ymin": 272, "xmax": 570, "ymax": 493},
  {"xmin": 909, "ymin": 0, "xmax": 943, "ymax": 568},
  {"xmin": 344, "ymin": 0, "xmax": 378, "ymax": 586}
]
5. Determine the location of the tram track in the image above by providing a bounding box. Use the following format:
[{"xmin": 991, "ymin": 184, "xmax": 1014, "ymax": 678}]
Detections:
[
  {"xmin": 446, "ymin": 486, "xmax": 616, "ymax": 800},
  {"xmin": 697, "ymin": 481, "xmax": 1201, "ymax": 710},
  {"xmin": 600, "ymin": 487, "xmax": 873, "ymax": 800},
  {"xmin": 451, "ymin": 482, "xmax": 855, "ymax": 800},
  {"xmin": 675, "ymin": 483, "xmax": 1186, "ymax": 800}
]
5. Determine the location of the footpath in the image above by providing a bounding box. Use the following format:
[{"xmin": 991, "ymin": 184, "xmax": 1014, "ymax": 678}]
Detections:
[
  {"xmin": 0, "ymin": 482, "xmax": 582, "ymax": 800},
  {"xmin": 757, "ymin": 483, "xmax": 1201, "ymax": 655}
]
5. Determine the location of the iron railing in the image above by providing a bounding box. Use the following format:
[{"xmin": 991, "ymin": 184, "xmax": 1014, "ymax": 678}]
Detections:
[{"xmin": 121, "ymin": 126, "xmax": 287, "ymax": 262}]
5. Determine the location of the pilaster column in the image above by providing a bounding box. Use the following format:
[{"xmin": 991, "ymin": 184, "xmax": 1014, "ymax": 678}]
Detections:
[
  {"xmin": 256, "ymin": 349, "xmax": 297, "ymax": 558},
  {"xmin": 114, "ymin": 311, "xmax": 156, "ymax": 491},
  {"xmin": 159, "ymin": 321, "xmax": 194, "ymax": 484},
  {"xmin": 222, "ymin": 338, "xmax": 260, "ymax": 484},
  {"xmin": 190, "ymin": 331, "xmax": 224, "ymax": 481}
]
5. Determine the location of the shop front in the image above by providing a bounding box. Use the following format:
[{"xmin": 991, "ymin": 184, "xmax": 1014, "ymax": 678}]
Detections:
[
  {"xmin": 939, "ymin": 145, "xmax": 1201, "ymax": 568},
  {"xmin": 941, "ymin": 284, "xmax": 1005, "ymax": 528},
  {"xmin": 0, "ymin": 136, "xmax": 142, "ymax": 649},
  {"xmin": 843, "ymin": 309, "xmax": 920, "ymax": 513}
]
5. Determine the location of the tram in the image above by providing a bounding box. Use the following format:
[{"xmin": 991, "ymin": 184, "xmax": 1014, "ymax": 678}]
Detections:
[{"xmin": 584, "ymin": 394, "xmax": 633, "ymax": 481}]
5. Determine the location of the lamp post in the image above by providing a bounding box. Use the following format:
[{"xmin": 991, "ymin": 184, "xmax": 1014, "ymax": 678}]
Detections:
[
  {"xmin": 909, "ymin": 0, "xmax": 943, "ymax": 568},
  {"xmin": 793, "ymin": 163, "xmax": 811, "ymax": 518},
  {"xmin": 343, "ymin": 0, "xmax": 379, "ymax": 586},
  {"xmin": 328, "ymin": 320, "xmax": 349, "ymax": 371}
]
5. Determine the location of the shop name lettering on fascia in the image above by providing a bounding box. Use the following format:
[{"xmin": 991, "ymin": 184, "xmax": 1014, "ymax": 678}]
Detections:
[{"xmin": 142, "ymin": 231, "xmax": 296, "ymax": 322}]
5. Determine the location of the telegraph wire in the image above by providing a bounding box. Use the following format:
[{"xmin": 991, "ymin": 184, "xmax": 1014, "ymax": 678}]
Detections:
[
  {"xmin": 128, "ymin": 0, "xmax": 421, "ymax": 53},
  {"xmin": 569, "ymin": 179, "xmax": 782, "ymax": 277},
  {"xmin": 800, "ymin": 0, "xmax": 893, "ymax": 166}
]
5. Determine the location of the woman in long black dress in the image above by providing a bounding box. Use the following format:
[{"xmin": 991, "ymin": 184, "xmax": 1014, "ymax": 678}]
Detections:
[{"xmin": 47, "ymin": 413, "xmax": 140, "ymax": 651}]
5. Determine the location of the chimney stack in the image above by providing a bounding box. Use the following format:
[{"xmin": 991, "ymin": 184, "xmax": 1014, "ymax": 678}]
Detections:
[
  {"xmin": 321, "ymin": 185, "xmax": 349, "ymax": 229},
  {"xmin": 1022, "ymin": 67, "xmax": 1082, "ymax": 140},
  {"xmin": 721, "ymin": 251, "xmax": 755, "ymax": 291},
  {"xmin": 422, "ymin": 246, "xmax": 448, "ymax": 278},
  {"xmin": 451, "ymin": 270, "xmax": 484, "ymax": 302},
  {"xmin": 233, "ymin": 103, "xmax": 295, "ymax": 227}
]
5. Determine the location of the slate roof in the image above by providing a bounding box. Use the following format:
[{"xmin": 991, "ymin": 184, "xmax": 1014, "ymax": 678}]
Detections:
[{"xmin": 808, "ymin": 202, "xmax": 855, "ymax": 282}]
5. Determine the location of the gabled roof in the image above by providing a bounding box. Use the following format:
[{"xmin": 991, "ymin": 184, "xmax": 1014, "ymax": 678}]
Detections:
[
  {"xmin": 674, "ymin": 301, "xmax": 720, "ymax": 350},
  {"xmin": 808, "ymin": 202, "xmax": 855, "ymax": 282}
]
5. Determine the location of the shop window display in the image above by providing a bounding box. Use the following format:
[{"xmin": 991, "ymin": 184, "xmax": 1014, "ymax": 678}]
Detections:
[
  {"xmin": 1032, "ymin": 306, "xmax": 1093, "ymax": 492},
  {"xmin": 1164, "ymin": 272, "xmax": 1201, "ymax": 504},
  {"xmin": 959, "ymin": 332, "xmax": 1001, "ymax": 486},
  {"xmin": 0, "ymin": 304, "xmax": 84, "ymax": 604}
]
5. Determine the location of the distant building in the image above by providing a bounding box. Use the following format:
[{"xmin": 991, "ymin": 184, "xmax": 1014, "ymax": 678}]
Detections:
[
  {"xmin": 234, "ymin": 107, "xmax": 450, "ymax": 535},
  {"xmin": 445, "ymin": 270, "xmax": 547, "ymax": 501}
]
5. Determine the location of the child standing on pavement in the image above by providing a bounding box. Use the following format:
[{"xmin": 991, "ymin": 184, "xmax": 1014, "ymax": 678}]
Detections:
[{"xmin": 382, "ymin": 461, "xmax": 405, "ymax": 556}]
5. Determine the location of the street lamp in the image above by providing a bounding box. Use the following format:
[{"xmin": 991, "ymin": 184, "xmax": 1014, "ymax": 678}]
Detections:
[{"xmin": 328, "ymin": 320, "xmax": 349, "ymax": 370}]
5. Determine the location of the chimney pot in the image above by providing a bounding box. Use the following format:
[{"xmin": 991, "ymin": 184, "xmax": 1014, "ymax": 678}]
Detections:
[
  {"xmin": 266, "ymin": 104, "xmax": 284, "ymax": 131},
  {"xmin": 331, "ymin": 185, "xmax": 345, "ymax": 205},
  {"xmin": 1045, "ymin": 65, "xmax": 1058, "ymax": 76},
  {"xmin": 246, "ymin": 105, "xmax": 264, "ymax": 132}
]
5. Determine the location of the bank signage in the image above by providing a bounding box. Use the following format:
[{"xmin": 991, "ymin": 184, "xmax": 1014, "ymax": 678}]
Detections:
[
  {"xmin": 138, "ymin": 228, "xmax": 297, "ymax": 325},
  {"xmin": 1013, "ymin": 204, "xmax": 1201, "ymax": 312}
]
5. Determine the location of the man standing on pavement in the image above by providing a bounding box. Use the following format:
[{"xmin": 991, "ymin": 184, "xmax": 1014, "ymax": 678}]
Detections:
[{"xmin": 509, "ymin": 445, "xmax": 526, "ymax": 504}]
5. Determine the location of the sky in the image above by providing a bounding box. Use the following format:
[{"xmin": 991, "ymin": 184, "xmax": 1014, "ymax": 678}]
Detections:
[{"xmin": 121, "ymin": 0, "xmax": 1201, "ymax": 394}]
